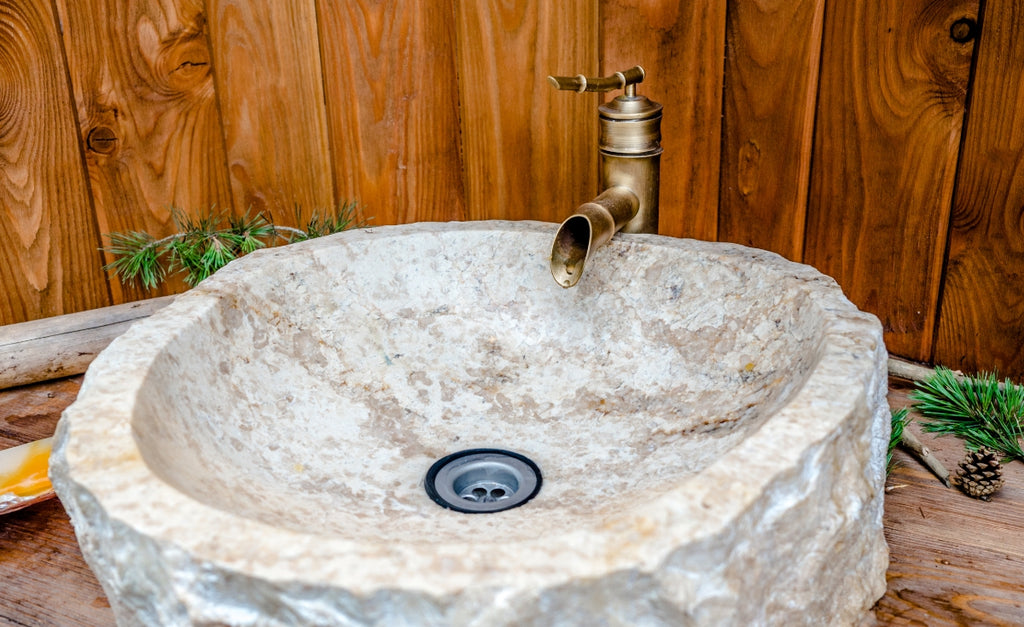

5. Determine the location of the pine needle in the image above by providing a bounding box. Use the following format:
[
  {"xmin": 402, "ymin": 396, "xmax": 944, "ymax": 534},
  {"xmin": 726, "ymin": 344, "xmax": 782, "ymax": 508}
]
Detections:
[
  {"xmin": 911, "ymin": 367, "xmax": 1024, "ymax": 463},
  {"xmin": 102, "ymin": 203, "xmax": 366, "ymax": 289},
  {"xmin": 286, "ymin": 201, "xmax": 368, "ymax": 242},
  {"xmin": 888, "ymin": 407, "xmax": 909, "ymax": 474},
  {"xmin": 103, "ymin": 230, "xmax": 167, "ymax": 290}
]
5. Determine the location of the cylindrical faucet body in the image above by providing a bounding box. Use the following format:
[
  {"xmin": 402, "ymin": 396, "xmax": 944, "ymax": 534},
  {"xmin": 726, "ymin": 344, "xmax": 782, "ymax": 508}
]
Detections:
[
  {"xmin": 547, "ymin": 66, "xmax": 663, "ymax": 287},
  {"xmin": 603, "ymin": 154, "xmax": 660, "ymax": 234},
  {"xmin": 599, "ymin": 94, "xmax": 663, "ymax": 234}
]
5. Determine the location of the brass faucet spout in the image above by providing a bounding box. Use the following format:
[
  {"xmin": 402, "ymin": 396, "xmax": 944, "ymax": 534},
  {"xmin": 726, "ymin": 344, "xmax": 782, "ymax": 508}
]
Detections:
[
  {"xmin": 547, "ymin": 65, "xmax": 662, "ymax": 288},
  {"xmin": 550, "ymin": 187, "xmax": 639, "ymax": 288}
]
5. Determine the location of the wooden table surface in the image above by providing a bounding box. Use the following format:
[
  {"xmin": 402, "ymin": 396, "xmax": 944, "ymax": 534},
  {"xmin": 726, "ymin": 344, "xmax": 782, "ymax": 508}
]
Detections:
[
  {"xmin": 2, "ymin": 377, "xmax": 1023, "ymax": 626},
  {"xmin": 0, "ymin": 377, "xmax": 113, "ymax": 626}
]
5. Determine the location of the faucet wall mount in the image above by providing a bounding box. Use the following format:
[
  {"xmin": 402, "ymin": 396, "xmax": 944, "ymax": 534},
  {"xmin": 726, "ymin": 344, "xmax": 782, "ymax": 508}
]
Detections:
[{"xmin": 548, "ymin": 66, "xmax": 663, "ymax": 288}]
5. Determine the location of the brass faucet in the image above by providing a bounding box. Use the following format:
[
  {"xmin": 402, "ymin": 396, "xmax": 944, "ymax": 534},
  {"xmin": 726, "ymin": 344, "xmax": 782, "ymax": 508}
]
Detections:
[{"xmin": 548, "ymin": 66, "xmax": 663, "ymax": 288}]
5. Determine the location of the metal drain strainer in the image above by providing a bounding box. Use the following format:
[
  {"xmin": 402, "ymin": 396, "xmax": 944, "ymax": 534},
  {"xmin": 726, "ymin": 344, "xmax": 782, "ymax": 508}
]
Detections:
[{"xmin": 425, "ymin": 449, "xmax": 542, "ymax": 514}]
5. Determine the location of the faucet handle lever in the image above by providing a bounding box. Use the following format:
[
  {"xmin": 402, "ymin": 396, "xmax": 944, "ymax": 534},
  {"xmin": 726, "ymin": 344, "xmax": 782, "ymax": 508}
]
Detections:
[{"xmin": 548, "ymin": 66, "xmax": 645, "ymax": 96}]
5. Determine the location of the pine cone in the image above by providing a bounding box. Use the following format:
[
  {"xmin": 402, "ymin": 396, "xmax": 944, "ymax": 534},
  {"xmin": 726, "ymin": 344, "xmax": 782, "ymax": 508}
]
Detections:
[{"xmin": 952, "ymin": 448, "xmax": 1004, "ymax": 501}]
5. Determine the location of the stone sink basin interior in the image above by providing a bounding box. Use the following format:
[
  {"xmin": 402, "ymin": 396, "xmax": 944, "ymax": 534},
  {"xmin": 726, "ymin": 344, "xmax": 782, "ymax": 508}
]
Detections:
[
  {"xmin": 53, "ymin": 221, "xmax": 889, "ymax": 626},
  {"xmin": 140, "ymin": 228, "xmax": 816, "ymax": 535}
]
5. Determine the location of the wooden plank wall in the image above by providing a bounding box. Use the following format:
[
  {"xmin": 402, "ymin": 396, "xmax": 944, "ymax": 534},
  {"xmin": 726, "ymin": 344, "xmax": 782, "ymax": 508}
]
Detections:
[
  {"xmin": 1, "ymin": 0, "xmax": 1022, "ymax": 378},
  {"xmin": 602, "ymin": 0, "xmax": 726, "ymax": 240},
  {"xmin": 719, "ymin": 0, "xmax": 824, "ymax": 260},
  {"xmin": 0, "ymin": 1, "xmax": 111, "ymax": 321},
  {"xmin": 804, "ymin": 0, "xmax": 978, "ymax": 360},
  {"xmin": 935, "ymin": 0, "xmax": 1024, "ymax": 375}
]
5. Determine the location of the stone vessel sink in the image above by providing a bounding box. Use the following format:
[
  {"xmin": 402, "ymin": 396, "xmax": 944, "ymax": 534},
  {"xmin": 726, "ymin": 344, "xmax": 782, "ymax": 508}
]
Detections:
[{"xmin": 52, "ymin": 221, "xmax": 889, "ymax": 626}]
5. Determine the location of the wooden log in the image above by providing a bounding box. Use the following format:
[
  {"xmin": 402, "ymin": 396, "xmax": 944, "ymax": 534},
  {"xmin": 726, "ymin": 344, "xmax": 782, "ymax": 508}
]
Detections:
[
  {"xmin": 0, "ymin": 296, "xmax": 174, "ymax": 390},
  {"xmin": 0, "ymin": 1, "xmax": 111, "ymax": 325},
  {"xmin": 0, "ymin": 295, "xmax": 940, "ymax": 393},
  {"xmin": 888, "ymin": 357, "xmax": 941, "ymax": 383},
  {"xmin": 887, "ymin": 357, "xmax": 1014, "ymax": 390}
]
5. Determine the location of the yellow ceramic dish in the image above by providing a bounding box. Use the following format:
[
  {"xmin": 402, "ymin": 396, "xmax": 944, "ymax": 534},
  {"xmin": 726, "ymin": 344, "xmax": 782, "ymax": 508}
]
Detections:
[{"xmin": 0, "ymin": 437, "xmax": 54, "ymax": 514}]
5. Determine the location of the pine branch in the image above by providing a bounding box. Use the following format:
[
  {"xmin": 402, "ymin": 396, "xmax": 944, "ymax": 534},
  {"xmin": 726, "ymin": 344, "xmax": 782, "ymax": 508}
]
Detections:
[
  {"xmin": 911, "ymin": 366, "xmax": 1024, "ymax": 463},
  {"xmin": 102, "ymin": 204, "xmax": 366, "ymax": 290}
]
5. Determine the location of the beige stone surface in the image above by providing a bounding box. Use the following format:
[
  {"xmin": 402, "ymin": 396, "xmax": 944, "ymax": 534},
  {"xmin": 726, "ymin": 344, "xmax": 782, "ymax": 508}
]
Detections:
[{"xmin": 51, "ymin": 221, "xmax": 889, "ymax": 626}]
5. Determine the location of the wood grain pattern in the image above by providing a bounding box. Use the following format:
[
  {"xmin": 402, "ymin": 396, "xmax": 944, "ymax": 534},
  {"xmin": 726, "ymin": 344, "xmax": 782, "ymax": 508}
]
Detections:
[
  {"xmin": 3, "ymin": 1, "xmax": 1024, "ymax": 377},
  {"xmin": 455, "ymin": 0, "xmax": 598, "ymax": 224},
  {"xmin": 316, "ymin": 0, "xmax": 466, "ymax": 225},
  {"xmin": 718, "ymin": 0, "xmax": 825, "ymax": 261},
  {"xmin": 54, "ymin": 0, "xmax": 232, "ymax": 305},
  {"xmin": 877, "ymin": 384, "xmax": 1024, "ymax": 625},
  {"xmin": 0, "ymin": 376, "xmax": 114, "ymax": 627},
  {"xmin": 601, "ymin": 0, "xmax": 726, "ymax": 240},
  {"xmin": 804, "ymin": 0, "xmax": 978, "ymax": 363},
  {"xmin": 206, "ymin": 0, "xmax": 335, "ymax": 226},
  {"xmin": 0, "ymin": 1, "xmax": 111, "ymax": 326},
  {"xmin": 0, "ymin": 499, "xmax": 114, "ymax": 627},
  {"xmin": 934, "ymin": 0, "xmax": 1024, "ymax": 377}
]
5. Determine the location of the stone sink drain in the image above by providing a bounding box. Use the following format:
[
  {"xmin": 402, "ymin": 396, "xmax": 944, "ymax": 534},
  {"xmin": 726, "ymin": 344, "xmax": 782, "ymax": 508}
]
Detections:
[
  {"xmin": 51, "ymin": 221, "xmax": 890, "ymax": 625},
  {"xmin": 425, "ymin": 449, "xmax": 542, "ymax": 514}
]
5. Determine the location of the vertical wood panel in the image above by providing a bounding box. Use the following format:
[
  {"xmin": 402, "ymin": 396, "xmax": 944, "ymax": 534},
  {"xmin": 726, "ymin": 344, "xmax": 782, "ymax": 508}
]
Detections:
[
  {"xmin": 455, "ymin": 1, "xmax": 598, "ymax": 224},
  {"xmin": 602, "ymin": 0, "xmax": 726, "ymax": 240},
  {"xmin": 804, "ymin": 0, "xmax": 977, "ymax": 361},
  {"xmin": 718, "ymin": 0, "xmax": 825, "ymax": 261},
  {"xmin": 936, "ymin": 0, "xmax": 1024, "ymax": 377},
  {"xmin": 55, "ymin": 0, "xmax": 232, "ymax": 303},
  {"xmin": 0, "ymin": 1, "xmax": 110, "ymax": 325},
  {"xmin": 205, "ymin": 0, "xmax": 334, "ymax": 224},
  {"xmin": 316, "ymin": 0, "xmax": 466, "ymax": 225}
]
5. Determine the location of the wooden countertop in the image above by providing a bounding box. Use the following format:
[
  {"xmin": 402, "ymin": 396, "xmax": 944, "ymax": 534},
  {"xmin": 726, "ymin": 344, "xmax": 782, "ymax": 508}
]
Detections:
[
  {"xmin": 2, "ymin": 377, "xmax": 1023, "ymax": 626},
  {"xmin": 0, "ymin": 377, "xmax": 112, "ymax": 626}
]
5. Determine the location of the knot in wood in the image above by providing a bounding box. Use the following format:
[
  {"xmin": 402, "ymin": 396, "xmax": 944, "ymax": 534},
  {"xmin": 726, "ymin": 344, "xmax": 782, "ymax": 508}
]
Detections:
[
  {"xmin": 949, "ymin": 18, "xmax": 977, "ymax": 44},
  {"xmin": 86, "ymin": 127, "xmax": 118, "ymax": 155}
]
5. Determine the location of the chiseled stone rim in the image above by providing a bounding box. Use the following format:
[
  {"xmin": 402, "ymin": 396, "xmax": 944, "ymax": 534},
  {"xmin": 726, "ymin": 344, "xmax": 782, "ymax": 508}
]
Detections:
[{"xmin": 53, "ymin": 220, "xmax": 887, "ymax": 598}]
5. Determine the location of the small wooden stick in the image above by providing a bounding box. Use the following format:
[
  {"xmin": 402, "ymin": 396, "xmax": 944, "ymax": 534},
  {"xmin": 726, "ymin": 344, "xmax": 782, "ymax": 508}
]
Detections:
[{"xmin": 899, "ymin": 429, "xmax": 951, "ymax": 487}]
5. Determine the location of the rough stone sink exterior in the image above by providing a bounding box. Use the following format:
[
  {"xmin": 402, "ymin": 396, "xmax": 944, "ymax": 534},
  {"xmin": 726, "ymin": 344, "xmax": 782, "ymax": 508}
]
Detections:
[{"xmin": 52, "ymin": 221, "xmax": 889, "ymax": 626}]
